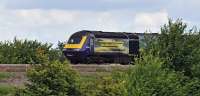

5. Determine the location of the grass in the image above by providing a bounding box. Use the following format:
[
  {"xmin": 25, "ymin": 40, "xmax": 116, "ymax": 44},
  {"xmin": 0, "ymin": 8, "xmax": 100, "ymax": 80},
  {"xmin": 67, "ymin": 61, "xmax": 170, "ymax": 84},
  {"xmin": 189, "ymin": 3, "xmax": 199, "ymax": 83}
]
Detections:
[
  {"xmin": 0, "ymin": 84, "xmax": 16, "ymax": 96},
  {"xmin": 0, "ymin": 72, "xmax": 16, "ymax": 96},
  {"xmin": 0, "ymin": 72, "xmax": 14, "ymax": 80}
]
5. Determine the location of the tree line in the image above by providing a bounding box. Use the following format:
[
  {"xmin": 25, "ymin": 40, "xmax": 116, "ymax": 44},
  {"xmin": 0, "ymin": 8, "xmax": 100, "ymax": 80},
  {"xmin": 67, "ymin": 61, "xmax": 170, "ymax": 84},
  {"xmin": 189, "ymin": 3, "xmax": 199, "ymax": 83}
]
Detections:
[{"xmin": 0, "ymin": 38, "xmax": 65, "ymax": 64}]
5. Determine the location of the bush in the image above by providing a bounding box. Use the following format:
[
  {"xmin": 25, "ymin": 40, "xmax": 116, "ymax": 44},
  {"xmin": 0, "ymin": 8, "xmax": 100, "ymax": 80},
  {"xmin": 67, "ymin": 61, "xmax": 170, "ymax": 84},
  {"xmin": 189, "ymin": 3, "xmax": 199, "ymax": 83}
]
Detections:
[
  {"xmin": 139, "ymin": 19, "xmax": 200, "ymax": 95},
  {"xmin": 123, "ymin": 53, "xmax": 185, "ymax": 96},
  {"xmin": 48, "ymin": 41, "xmax": 66, "ymax": 63},
  {"xmin": 145, "ymin": 19, "xmax": 200, "ymax": 77},
  {"xmin": 16, "ymin": 60, "xmax": 80, "ymax": 96},
  {"xmin": 79, "ymin": 73, "xmax": 127, "ymax": 96},
  {"xmin": 183, "ymin": 78, "xmax": 200, "ymax": 96},
  {"xmin": 0, "ymin": 38, "xmax": 65, "ymax": 64},
  {"xmin": 0, "ymin": 38, "xmax": 51, "ymax": 64}
]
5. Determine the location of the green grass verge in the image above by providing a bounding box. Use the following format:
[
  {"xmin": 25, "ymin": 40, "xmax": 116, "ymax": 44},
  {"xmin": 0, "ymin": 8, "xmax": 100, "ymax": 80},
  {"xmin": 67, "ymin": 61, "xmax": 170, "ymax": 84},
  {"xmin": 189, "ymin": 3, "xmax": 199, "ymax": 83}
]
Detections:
[
  {"xmin": 0, "ymin": 72, "xmax": 16, "ymax": 96},
  {"xmin": 0, "ymin": 72, "xmax": 14, "ymax": 80},
  {"xmin": 0, "ymin": 84, "xmax": 16, "ymax": 96}
]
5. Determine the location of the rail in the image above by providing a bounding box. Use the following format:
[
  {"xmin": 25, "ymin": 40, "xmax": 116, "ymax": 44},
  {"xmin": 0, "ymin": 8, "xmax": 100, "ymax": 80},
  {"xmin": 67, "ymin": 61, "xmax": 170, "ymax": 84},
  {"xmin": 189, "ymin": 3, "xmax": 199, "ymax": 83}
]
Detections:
[{"xmin": 0, "ymin": 64, "xmax": 132, "ymax": 73}]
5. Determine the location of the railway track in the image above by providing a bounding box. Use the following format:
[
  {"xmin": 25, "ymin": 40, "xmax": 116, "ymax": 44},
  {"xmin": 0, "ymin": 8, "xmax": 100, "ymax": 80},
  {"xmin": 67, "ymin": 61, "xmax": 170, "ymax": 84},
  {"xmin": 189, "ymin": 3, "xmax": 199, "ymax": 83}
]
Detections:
[
  {"xmin": 0, "ymin": 64, "xmax": 132, "ymax": 87},
  {"xmin": 0, "ymin": 64, "xmax": 132, "ymax": 73}
]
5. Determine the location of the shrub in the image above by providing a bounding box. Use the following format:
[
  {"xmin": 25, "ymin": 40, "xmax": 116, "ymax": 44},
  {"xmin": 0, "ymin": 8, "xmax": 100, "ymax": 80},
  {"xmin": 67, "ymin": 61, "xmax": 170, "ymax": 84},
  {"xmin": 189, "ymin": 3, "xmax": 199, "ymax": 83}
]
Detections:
[
  {"xmin": 48, "ymin": 41, "xmax": 66, "ymax": 63},
  {"xmin": 16, "ymin": 60, "xmax": 80, "ymax": 96},
  {"xmin": 78, "ymin": 75, "xmax": 99, "ymax": 96},
  {"xmin": 124, "ymin": 53, "xmax": 185, "ymax": 96},
  {"xmin": 182, "ymin": 78, "xmax": 200, "ymax": 96},
  {"xmin": 0, "ymin": 38, "xmax": 52, "ymax": 64},
  {"xmin": 96, "ymin": 76, "xmax": 127, "ymax": 96},
  {"xmin": 79, "ymin": 74, "xmax": 127, "ymax": 96},
  {"xmin": 145, "ymin": 19, "xmax": 200, "ymax": 77},
  {"xmin": 0, "ymin": 38, "xmax": 65, "ymax": 64},
  {"xmin": 135, "ymin": 19, "xmax": 200, "ymax": 95}
]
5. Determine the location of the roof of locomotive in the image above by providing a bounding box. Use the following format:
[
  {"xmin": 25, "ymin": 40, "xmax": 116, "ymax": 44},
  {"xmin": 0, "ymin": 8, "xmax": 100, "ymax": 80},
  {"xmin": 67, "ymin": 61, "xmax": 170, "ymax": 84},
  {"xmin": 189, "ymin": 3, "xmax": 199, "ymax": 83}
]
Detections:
[{"xmin": 72, "ymin": 30, "xmax": 139, "ymax": 39}]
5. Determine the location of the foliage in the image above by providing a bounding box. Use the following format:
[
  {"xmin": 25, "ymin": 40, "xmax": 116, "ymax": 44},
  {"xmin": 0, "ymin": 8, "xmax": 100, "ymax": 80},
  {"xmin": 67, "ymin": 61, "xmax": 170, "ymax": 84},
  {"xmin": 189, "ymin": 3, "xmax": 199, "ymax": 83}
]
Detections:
[
  {"xmin": 182, "ymin": 78, "xmax": 200, "ymax": 96},
  {"xmin": 0, "ymin": 38, "xmax": 65, "ymax": 64},
  {"xmin": 78, "ymin": 75, "xmax": 98, "ymax": 96},
  {"xmin": 0, "ymin": 84, "xmax": 16, "ymax": 96},
  {"xmin": 76, "ymin": 51, "xmax": 200, "ymax": 96},
  {"xmin": 145, "ymin": 19, "xmax": 200, "ymax": 77},
  {"xmin": 79, "ymin": 73, "xmax": 127, "ymax": 96},
  {"xmin": 16, "ymin": 60, "xmax": 80, "ymax": 96},
  {"xmin": 123, "ymin": 53, "xmax": 185, "ymax": 96},
  {"xmin": 48, "ymin": 41, "xmax": 66, "ymax": 63},
  {"xmin": 139, "ymin": 19, "xmax": 200, "ymax": 96}
]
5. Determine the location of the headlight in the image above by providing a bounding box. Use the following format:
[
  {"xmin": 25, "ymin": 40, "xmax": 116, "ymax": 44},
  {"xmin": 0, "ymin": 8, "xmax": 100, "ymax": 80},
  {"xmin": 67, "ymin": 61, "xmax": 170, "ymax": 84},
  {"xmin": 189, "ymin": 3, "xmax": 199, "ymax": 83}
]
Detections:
[
  {"xmin": 73, "ymin": 49, "xmax": 81, "ymax": 51},
  {"xmin": 63, "ymin": 49, "xmax": 67, "ymax": 51}
]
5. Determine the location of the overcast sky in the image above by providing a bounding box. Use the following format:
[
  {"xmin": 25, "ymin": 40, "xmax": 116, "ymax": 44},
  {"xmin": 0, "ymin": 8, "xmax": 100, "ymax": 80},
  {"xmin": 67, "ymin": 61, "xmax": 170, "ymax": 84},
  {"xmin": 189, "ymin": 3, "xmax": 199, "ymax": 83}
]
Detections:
[{"xmin": 0, "ymin": 0, "xmax": 199, "ymax": 45}]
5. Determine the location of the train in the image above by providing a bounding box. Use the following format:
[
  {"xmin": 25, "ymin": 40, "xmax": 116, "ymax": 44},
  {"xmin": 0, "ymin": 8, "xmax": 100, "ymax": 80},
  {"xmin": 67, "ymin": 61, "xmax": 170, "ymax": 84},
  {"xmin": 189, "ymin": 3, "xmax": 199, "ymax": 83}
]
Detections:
[{"xmin": 63, "ymin": 30, "xmax": 140, "ymax": 64}]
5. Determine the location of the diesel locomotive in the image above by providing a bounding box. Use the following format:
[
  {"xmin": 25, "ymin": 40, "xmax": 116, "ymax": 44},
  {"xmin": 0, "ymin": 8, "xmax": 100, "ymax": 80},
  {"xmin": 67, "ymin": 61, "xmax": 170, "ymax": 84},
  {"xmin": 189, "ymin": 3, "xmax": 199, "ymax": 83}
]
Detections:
[{"xmin": 63, "ymin": 30, "xmax": 139, "ymax": 64}]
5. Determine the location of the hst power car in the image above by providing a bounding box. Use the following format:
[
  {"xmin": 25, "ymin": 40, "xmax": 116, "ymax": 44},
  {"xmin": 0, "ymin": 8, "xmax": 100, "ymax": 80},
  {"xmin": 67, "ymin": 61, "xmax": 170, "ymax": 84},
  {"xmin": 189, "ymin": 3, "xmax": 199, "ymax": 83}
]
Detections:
[{"xmin": 63, "ymin": 30, "xmax": 139, "ymax": 64}]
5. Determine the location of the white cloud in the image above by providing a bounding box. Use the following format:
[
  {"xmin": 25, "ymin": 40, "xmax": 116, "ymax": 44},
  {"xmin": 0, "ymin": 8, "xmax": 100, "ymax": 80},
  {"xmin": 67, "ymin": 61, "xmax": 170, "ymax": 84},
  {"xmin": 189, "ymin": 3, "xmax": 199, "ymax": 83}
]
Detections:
[
  {"xmin": 0, "ymin": 8, "xmax": 169, "ymax": 45},
  {"xmin": 0, "ymin": 9, "xmax": 83, "ymax": 42},
  {"xmin": 133, "ymin": 10, "xmax": 168, "ymax": 33}
]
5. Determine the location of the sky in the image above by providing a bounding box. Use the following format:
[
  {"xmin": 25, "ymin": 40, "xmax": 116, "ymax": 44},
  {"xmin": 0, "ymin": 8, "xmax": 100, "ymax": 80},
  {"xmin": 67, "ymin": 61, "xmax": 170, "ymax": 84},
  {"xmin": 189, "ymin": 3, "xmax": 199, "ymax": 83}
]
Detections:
[{"xmin": 0, "ymin": 0, "xmax": 199, "ymax": 45}]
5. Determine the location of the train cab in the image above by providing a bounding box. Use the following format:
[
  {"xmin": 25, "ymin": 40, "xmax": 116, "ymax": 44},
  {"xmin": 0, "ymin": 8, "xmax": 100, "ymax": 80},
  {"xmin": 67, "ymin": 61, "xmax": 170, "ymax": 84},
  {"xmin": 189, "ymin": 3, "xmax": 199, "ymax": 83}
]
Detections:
[{"xmin": 63, "ymin": 31, "xmax": 91, "ymax": 63}]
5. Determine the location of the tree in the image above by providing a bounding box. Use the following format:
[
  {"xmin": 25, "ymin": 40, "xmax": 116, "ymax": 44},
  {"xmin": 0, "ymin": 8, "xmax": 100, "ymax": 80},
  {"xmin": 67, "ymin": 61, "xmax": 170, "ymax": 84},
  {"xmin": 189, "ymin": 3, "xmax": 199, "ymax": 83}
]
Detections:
[
  {"xmin": 145, "ymin": 19, "xmax": 200, "ymax": 77},
  {"xmin": 16, "ymin": 61, "xmax": 80, "ymax": 96},
  {"xmin": 0, "ymin": 38, "xmax": 67, "ymax": 64},
  {"xmin": 124, "ymin": 52, "xmax": 185, "ymax": 96}
]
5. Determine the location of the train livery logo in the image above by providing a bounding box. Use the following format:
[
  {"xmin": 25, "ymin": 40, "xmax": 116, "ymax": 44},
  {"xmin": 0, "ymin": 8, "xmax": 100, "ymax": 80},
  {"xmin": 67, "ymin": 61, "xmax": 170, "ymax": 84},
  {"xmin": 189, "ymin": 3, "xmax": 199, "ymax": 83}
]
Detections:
[{"xmin": 94, "ymin": 38, "xmax": 129, "ymax": 54}]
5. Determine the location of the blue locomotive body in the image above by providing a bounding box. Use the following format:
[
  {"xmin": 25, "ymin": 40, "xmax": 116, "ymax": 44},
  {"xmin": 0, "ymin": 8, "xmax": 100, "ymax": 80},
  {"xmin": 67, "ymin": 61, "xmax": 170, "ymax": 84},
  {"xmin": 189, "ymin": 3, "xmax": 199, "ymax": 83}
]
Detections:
[{"xmin": 63, "ymin": 30, "xmax": 139, "ymax": 64}]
